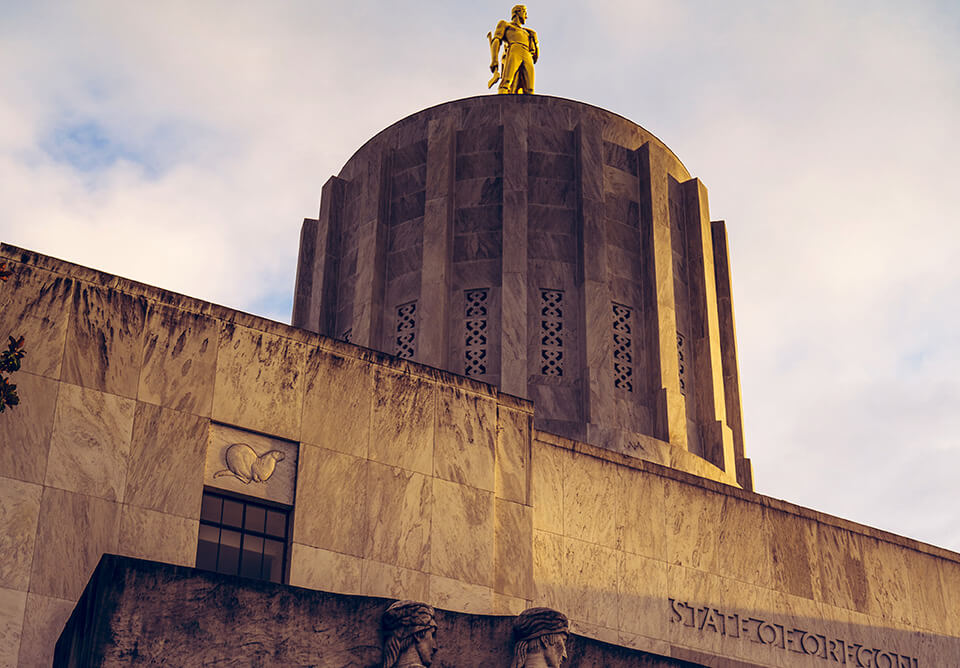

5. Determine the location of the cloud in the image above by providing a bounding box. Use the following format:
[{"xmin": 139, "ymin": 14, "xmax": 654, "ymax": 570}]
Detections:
[{"xmin": 1, "ymin": 0, "xmax": 958, "ymax": 551}]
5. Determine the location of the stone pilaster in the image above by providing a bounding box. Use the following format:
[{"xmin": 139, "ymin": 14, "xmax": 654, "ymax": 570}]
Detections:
[
  {"xmin": 638, "ymin": 143, "xmax": 687, "ymax": 450},
  {"xmin": 680, "ymin": 179, "xmax": 735, "ymax": 474},
  {"xmin": 575, "ymin": 121, "xmax": 613, "ymax": 430},
  {"xmin": 500, "ymin": 103, "xmax": 529, "ymax": 398},
  {"xmin": 353, "ymin": 150, "xmax": 391, "ymax": 350},
  {"xmin": 711, "ymin": 220, "xmax": 753, "ymax": 490},
  {"xmin": 418, "ymin": 118, "xmax": 455, "ymax": 368}
]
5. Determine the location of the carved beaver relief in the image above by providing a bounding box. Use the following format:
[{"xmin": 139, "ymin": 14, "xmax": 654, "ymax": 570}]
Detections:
[{"xmin": 213, "ymin": 443, "xmax": 285, "ymax": 484}]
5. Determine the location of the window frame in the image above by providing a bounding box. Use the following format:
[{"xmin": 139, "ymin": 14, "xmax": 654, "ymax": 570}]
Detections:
[{"xmin": 196, "ymin": 488, "xmax": 291, "ymax": 585}]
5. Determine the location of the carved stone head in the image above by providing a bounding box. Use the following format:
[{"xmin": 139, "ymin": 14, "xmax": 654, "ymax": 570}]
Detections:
[
  {"xmin": 511, "ymin": 607, "xmax": 569, "ymax": 668},
  {"xmin": 381, "ymin": 600, "xmax": 438, "ymax": 668}
]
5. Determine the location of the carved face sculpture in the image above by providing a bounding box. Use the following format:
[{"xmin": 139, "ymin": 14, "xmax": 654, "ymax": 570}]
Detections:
[
  {"xmin": 541, "ymin": 633, "xmax": 567, "ymax": 668},
  {"xmin": 414, "ymin": 627, "xmax": 438, "ymax": 665},
  {"xmin": 512, "ymin": 4, "xmax": 527, "ymax": 23}
]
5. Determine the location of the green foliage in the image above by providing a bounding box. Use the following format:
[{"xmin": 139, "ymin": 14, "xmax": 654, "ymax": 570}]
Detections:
[{"xmin": 0, "ymin": 262, "xmax": 25, "ymax": 413}]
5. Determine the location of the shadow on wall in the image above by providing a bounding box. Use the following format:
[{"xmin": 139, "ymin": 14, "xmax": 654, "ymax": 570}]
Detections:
[
  {"xmin": 58, "ymin": 555, "xmax": 696, "ymax": 667},
  {"xmin": 57, "ymin": 556, "xmax": 951, "ymax": 667}
]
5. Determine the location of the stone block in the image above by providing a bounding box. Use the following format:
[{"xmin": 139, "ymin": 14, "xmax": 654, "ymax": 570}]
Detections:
[
  {"xmin": 428, "ymin": 575, "xmax": 493, "ymax": 615},
  {"xmin": 62, "ymin": 282, "xmax": 147, "ymax": 398},
  {"xmin": 17, "ymin": 593, "xmax": 73, "ymax": 668},
  {"xmin": 360, "ymin": 560, "xmax": 430, "ymax": 601},
  {"xmin": 117, "ymin": 505, "xmax": 198, "ymax": 567},
  {"xmin": 452, "ymin": 230, "xmax": 502, "ymax": 262},
  {"xmin": 527, "ymin": 232, "xmax": 577, "ymax": 264},
  {"xmin": 456, "ymin": 152, "xmax": 502, "ymax": 180},
  {"xmin": 454, "ymin": 177, "xmax": 502, "ymax": 207},
  {"xmin": 454, "ymin": 205, "xmax": 502, "ymax": 233},
  {"xmin": 301, "ymin": 349, "xmax": 372, "ymax": 458},
  {"xmin": 456, "ymin": 125, "xmax": 502, "ymax": 154},
  {"xmin": 365, "ymin": 462, "xmax": 431, "ymax": 572},
  {"xmin": 45, "ymin": 383, "xmax": 135, "ymax": 502},
  {"xmin": 138, "ymin": 303, "xmax": 218, "ymax": 416},
  {"xmin": 388, "ymin": 217, "xmax": 424, "ymax": 253},
  {"xmin": 494, "ymin": 499, "xmax": 533, "ymax": 600},
  {"xmin": 0, "ymin": 263, "xmax": 72, "ymax": 380},
  {"xmin": 618, "ymin": 466, "xmax": 666, "ymax": 561},
  {"xmin": 493, "ymin": 593, "xmax": 531, "ymax": 616},
  {"xmin": 0, "ymin": 479, "xmax": 41, "ymax": 591},
  {"xmin": 528, "ymin": 203, "xmax": 576, "ymax": 235},
  {"xmin": 391, "ymin": 164, "xmax": 427, "ymax": 197},
  {"xmin": 30, "ymin": 487, "xmax": 120, "ymax": 600},
  {"xmin": 393, "ymin": 139, "xmax": 427, "ymax": 171},
  {"xmin": 527, "ymin": 126, "xmax": 574, "ymax": 154},
  {"xmin": 390, "ymin": 191, "xmax": 426, "ymax": 225},
  {"xmin": 0, "ymin": 587, "xmax": 26, "ymax": 668},
  {"xmin": 531, "ymin": 442, "xmax": 564, "ymax": 534},
  {"xmin": 292, "ymin": 445, "xmax": 367, "ymax": 558},
  {"xmin": 617, "ymin": 552, "xmax": 668, "ymax": 641},
  {"xmin": 603, "ymin": 141, "xmax": 638, "ymax": 175},
  {"xmin": 663, "ymin": 479, "xmax": 721, "ymax": 572},
  {"xmin": 434, "ymin": 386, "xmax": 496, "ymax": 492},
  {"xmin": 715, "ymin": 496, "xmax": 772, "ymax": 588},
  {"xmin": 938, "ymin": 558, "xmax": 960, "ymax": 637},
  {"xmin": 529, "ymin": 177, "xmax": 576, "ymax": 208},
  {"xmin": 664, "ymin": 564, "xmax": 725, "ymax": 650},
  {"xmin": 495, "ymin": 407, "xmax": 530, "ymax": 504},
  {"xmin": 289, "ymin": 543, "xmax": 363, "ymax": 595},
  {"xmin": 766, "ymin": 508, "xmax": 820, "ymax": 601},
  {"xmin": 125, "ymin": 403, "xmax": 208, "ymax": 518},
  {"xmin": 528, "ymin": 151, "xmax": 575, "ymax": 180},
  {"xmin": 0, "ymin": 371, "xmax": 58, "ymax": 484},
  {"xmin": 204, "ymin": 423, "xmax": 298, "ymax": 506},
  {"xmin": 563, "ymin": 452, "xmax": 621, "ymax": 550},
  {"xmin": 211, "ymin": 323, "xmax": 306, "ymax": 441},
  {"xmin": 815, "ymin": 523, "xmax": 870, "ymax": 614},
  {"xmin": 532, "ymin": 530, "xmax": 564, "ymax": 611},
  {"xmin": 605, "ymin": 194, "xmax": 640, "ymax": 228},
  {"xmin": 369, "ymin": 369, "xmax": 435, "ymax": 475},
  {"xmin": 430, "ymin": 478, "xmax": 493, "ymax": 588},
  {"xmin": 564, "ymin": 537, "xmax": 619, "ymax": 629}
]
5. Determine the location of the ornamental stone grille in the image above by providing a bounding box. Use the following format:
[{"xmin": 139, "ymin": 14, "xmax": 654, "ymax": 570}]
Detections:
[
  {"xmin": 612, "ymin": 303, "xmax": 633, "ymax": 392},
  {"xmin": 677, "ymin": 332, "xmax": 687, "ymax": 396},
  {"xmin": 395, "ymin": 302, "xmax": 417, "ymax": 359},
  {"xmin": 540, "ymin": 289, "xmax": 564, "ymax": 377},
  {"xmin": 464, "ymin": 288, "xmax": 489, "ymax": 376}
]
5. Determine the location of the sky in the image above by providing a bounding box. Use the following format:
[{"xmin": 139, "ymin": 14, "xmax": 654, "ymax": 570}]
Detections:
[{"xmin": 2, "ymin": 1, "xmax": 958, "ymax": 552}]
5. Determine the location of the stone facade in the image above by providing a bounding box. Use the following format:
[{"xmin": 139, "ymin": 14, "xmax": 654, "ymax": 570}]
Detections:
[
  {"xmin": 293, "ymin": 95, "xmax": 752, "ymax": 490},
  {"xmin": 2, "ymin": 243, "xmax": 959, "ymax": 666}
]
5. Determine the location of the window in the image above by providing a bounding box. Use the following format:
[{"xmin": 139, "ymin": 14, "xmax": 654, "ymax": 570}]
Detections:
[{"xmin": 196, "ymin": 490, "xmax": 289, "ymax": 584}]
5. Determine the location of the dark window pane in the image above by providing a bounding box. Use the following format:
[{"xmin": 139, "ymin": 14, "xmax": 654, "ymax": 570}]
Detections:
[
  {"xmin": 240, "ymin": 535, "xmax": 264, "ymax": 579},
  {"xmin": 196, "ymin": 525, "xmax": 220, "ymax": 571},
  {"xmin": 265, "ymin": 510, "xmax": 286, "ymax": 538},
  {"xmin": 263, "ymin": 539, "xmax": 284, "ymax": 583},
  {"xmin": 222, "ymin": 500, "xmax": 243, "ymax": 528},
  {"xmin": 244, "ymin": 505, "xmax": 265, "ymax": 534},
  {"xmin": 217, "ymin": 529, "xmax": 241, "ymax": 575},
  {"xmin": 200, "ymin": 494, "xmax": 222, "ymax": 523}
]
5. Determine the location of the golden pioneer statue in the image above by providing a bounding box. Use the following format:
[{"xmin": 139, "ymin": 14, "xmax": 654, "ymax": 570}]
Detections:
[{"xmin": 488, "ymin": 5, "xmax": 539, "ymax": 94}]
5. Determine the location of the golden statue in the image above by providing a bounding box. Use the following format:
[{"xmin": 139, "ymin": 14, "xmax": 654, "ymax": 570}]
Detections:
[{"xmin": 488, "ymin": 5, "xmax": 539, "ymax": 94}]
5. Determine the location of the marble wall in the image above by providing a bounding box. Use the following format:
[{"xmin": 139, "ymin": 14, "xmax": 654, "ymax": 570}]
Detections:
[{"xmin": 2, "ymin": 244, "xmax": 958, "ymax": 667}]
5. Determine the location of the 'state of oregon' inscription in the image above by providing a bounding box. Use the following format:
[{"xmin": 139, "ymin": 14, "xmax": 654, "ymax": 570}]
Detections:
[{"xmin": 669, "ymin": 599, "xmax": 920, "ymax": 668}]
